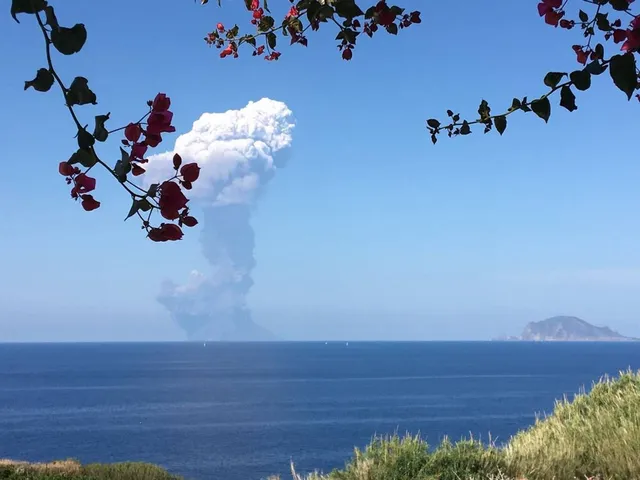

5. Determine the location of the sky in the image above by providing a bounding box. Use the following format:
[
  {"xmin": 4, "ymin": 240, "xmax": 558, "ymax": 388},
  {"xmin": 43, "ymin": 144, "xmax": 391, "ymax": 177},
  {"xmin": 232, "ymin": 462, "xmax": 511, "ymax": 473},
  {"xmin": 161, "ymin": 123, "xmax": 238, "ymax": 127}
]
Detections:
[{"xmin": 1, "ymin": 0, "xmax": 640, "ymax": 341}]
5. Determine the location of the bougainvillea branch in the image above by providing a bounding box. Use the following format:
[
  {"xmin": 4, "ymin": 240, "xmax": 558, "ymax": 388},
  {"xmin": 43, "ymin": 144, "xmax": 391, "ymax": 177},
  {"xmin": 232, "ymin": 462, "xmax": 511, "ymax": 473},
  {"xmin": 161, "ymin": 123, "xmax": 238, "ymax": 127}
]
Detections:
[
  {"xmin": 201, "ymin": 0, "xmax": 421, "ymax": 61},
  {"xmin": 14, "ymin": 0, "xmax": 201, "ymax": 242},
  {"xmin": 424, "ymin": 0, "xmax": 639, "ymax": 144}
]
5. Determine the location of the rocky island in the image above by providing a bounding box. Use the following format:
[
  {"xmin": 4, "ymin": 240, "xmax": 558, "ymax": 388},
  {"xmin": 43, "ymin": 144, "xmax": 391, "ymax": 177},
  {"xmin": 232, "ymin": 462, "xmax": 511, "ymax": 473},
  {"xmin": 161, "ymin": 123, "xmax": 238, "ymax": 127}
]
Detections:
[{"xmin": 495, "ymin": 315, "xmax": 638, "ymax": 341}]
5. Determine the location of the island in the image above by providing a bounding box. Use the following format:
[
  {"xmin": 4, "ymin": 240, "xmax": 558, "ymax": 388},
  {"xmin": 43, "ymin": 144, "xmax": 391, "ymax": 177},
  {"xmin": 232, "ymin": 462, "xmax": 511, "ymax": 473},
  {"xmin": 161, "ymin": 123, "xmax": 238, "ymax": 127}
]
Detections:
[{"xmin": 494, "ymin": 315, "xmax": 639, "ymax": 342}]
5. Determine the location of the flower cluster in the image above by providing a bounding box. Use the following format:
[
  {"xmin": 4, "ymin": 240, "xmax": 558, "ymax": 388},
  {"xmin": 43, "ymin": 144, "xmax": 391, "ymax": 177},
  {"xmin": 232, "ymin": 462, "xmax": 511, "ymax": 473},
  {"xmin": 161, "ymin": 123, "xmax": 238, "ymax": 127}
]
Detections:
[{"xmin": 58, "ymin": 162, "xmax": 100, "ymax": 211}]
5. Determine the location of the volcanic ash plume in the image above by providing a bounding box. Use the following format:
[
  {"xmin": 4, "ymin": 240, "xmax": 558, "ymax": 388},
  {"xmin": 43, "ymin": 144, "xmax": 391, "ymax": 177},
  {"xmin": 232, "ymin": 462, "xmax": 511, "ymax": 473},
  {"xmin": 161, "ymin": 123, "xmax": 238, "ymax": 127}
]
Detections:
[{"xmin": 145, "ymin": 98, "xmax": 295, "ymax": 340}]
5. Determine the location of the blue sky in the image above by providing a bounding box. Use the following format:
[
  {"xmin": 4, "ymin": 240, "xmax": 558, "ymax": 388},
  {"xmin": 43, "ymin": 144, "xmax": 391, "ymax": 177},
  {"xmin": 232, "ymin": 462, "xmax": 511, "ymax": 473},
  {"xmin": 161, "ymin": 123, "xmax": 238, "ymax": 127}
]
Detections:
[{"xmin": 1, "ymin": 0, "xmax": 640, "ymax": 341}]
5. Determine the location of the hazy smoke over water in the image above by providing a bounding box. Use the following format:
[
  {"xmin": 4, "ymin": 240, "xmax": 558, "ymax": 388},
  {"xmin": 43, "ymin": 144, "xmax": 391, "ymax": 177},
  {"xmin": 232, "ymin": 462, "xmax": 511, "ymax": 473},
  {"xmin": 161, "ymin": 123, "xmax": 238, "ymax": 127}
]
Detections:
[{"xmin": 145, "ymin": 98, "xmax": 295, "ymax": 340}]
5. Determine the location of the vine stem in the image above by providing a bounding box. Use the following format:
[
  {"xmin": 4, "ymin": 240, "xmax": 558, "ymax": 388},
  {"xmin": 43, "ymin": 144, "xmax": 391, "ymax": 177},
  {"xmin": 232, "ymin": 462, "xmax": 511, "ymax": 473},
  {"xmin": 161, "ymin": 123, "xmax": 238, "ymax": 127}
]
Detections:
[{"xmin": 34, "ymin": 11, "xmax": 145, "ymax": 200}]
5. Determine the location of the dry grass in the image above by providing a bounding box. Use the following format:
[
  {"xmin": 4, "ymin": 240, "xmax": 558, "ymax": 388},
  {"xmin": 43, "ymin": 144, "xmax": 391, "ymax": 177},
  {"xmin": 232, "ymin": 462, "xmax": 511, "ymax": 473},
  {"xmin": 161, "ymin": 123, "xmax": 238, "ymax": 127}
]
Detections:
[
  {"xmin": 0, "ymin": 460, "xmax": 181, "ymax": 479},
  {"xmin": 270, "ymin": 370, "xmax": 640, "ymax": 480}
]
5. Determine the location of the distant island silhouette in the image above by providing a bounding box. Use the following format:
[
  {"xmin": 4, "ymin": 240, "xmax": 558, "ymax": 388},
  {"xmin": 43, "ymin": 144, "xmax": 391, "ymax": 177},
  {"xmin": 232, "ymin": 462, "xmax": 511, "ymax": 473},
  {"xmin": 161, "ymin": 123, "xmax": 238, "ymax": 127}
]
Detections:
[{"xmin": 494, "ymin": 316, "xmax": 639, "ymax": 342}]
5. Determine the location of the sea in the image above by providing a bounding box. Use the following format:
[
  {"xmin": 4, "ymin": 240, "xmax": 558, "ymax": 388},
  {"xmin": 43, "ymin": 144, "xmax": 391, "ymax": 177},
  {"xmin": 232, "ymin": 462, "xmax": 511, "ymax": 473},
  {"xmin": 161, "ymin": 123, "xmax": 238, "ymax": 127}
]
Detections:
[{"xmin": 1, "ymin": 341, "xmax": 639, "ymax": 480}]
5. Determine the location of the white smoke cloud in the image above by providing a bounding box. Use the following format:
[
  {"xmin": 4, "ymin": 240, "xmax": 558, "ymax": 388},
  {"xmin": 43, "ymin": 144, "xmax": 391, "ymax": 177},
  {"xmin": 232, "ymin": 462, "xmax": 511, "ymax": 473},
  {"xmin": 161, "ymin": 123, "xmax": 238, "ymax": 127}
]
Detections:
[
  {"xmin": 145, "ymin": 98, "xmax": 294, "ymax": 206},
  {"xmin": 146, "ymin": 98, "xmax": 295, "ymax": 341}
]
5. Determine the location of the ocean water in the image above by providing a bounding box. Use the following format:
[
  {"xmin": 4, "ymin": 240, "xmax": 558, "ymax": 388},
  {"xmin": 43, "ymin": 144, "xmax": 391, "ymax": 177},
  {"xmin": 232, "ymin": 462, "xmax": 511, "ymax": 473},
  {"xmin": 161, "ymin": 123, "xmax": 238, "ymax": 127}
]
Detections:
[{"xmin": 0, "ymin": 342, "xmax": 639, "ymax": 480}]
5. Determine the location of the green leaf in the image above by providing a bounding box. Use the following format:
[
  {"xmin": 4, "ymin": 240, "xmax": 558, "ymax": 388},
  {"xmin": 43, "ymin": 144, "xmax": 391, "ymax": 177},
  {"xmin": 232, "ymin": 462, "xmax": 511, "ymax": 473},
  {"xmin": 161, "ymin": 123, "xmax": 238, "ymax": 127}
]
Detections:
[
  {"xmin": 258, "ymin": 15, "xmax": 275, "ymax": 32},
  {"xmin": 24, "ymin": 68, "xmax": 54, "ymax": 92},
  {"xmin": 243, "ymin": 0, "xmax": 252, "ymax": 9},
  {"xmin": 267, "ymin": 32, "xmax": 277, "ymax": 49},
  {"xmin": 386, "ymin": 23, "xmax": 398, "ymax": 35},
  {"xmin": 543, "ymin": 72, "xmax": 566, "ymax": 88},
  {"xmin": 44, "ymin": 5, "xmax": 58, "ymax": 28},
  {"xmin": 68, "ymin": 148, "xmax": 96, "ymax": 168},
  {"xmin": 595, "ymin": 12, "xmax": 610, "ymax": 31},
  {"xmin": 239, "ymin": 34, "xmax": 257, "ymax": 47},
  {"xmin": 508, "ymin": 98, "xmax": 522, "ymax": 112},
  {"xmin": 77, "ymin": 127, "xmax": 95, "ymax": 151},
  {"xmin": 51, "ymin": 23, "xmax": 87, "ymax": 55},
  {"xmin": 595, "ymin": 43, "xmax": 604, "ymax": 59},
  {"xmin": 125, "ymin": 199, "xmax": 152, "ymax": 221},
  {"xmin": 460, "ymin": 121, "xmax": 471, "ymax": 135},
  {"xmin": 570, "ymin": 70, "xmax": 591, "ymax": 91},
  {"xmin": 560, "ymin": 85, "xmax": 578, "ymax": 112},
  {"xmin": 578, "ymin": 9, "xmax": 588, "ymax": 22},
  {"xmin": 427, "ymin": 119, "xmax": 440, "ymax": 129},
  {"xmin": 609, "ymin": 53, "xmax": 638, "ymax": 100},
  {"xmin": 530, "ymin": 97, "xmax": 551, "ymax": 122},
  {"xmin": 585, "ymin": 60, "xmax": 607, "ymax": 75},
  {"xmin": 520, "ymin": 97, "xmax": 531, "ymax": 112},
  {"xmin": 65, "ymin": 77, "xmax": 97, "ymax": 106},
  {"xmin": 494, "ymin": 115, "xmax": 507, "ymax": 135},
  {"xmin": 115, "ymin": 148, "xmax": 132, "ymax": 183},
  {"xmin": 10, "ymin": 0, "xmax": 47, "ymax": 23},
  {"xmin": 307, "ymin": 1, "xmax": 322, "ymax": 21},
  {"xmin": 477, "ymin": 99, "xmax": 491, "ymax": 121},
  {"xmin": 147, "ymin": 184, "xmax": 159, "ymax": 198},
  {"xmin": 334, "ymin": 0, "xmax": 364, "ymax": 20},
  {"xmin": 93, "ymin": 113, "xmax": 110, "ymax": 142}
]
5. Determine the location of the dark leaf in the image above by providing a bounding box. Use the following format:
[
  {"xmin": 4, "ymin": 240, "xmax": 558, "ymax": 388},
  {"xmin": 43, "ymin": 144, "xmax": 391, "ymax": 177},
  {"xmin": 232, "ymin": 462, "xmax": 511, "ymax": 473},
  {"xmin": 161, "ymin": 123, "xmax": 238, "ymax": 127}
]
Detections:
[
  {"xmin": 544, "ymin": 72, "xmax": 566, "ymax": 88},
  {"xmin": 460, "ymin": 121, "xmax": 471, "ymax": 135},
  {"xmin": 386, "ymin": 23, "xmax": 398, "ymax": 35},
  {"xmin": 51, "ymin": 23, "xmax": 87, "ymax": 55},
  {"xmin": 427, "ymin": 119, "xmax": 440, "ymax": 129},
  {"xmin": 258, "ymin": 15, "xmax": 275, "ymax": 32},
  {"xmin": 585, "ymin": 60, "xmax": 607, "ymax": 75},
  {"xmin": 334, "ymin": 0, "xmax": 363, "ymax": 20},
  {"xmin": 10, "ymin": 0, "xmax": 47, "ymax": 23},
  {"xmin": 125, "ymin": 199, "xmax": 152, "ymax": 221},
  {"xmin": 570, "ymin": 70, "xmax": 591, "ymax": 91},
  {"xmin": 477, "ymin": 99, "xmax": 491, "ymax": 121},
  {"xmin": 595, "ymin": 43, "xmax": 604, "ymax": 59},
  {"xmin": 65, "ymin": 77, "xmax": 97, "ymax": 106},
  {"xmin": 520, "ymin": 97, "xmax": 531, "ymax": 112},
  {"xmin": 44, "ymin": 5, "xmax": 58, "ymax": 28},
  {"xmin": 307, "ymin": 1, "xmax": 322, "ymax": 21},
  {"xmin": 267, "ymin": 32, "xmax": 277, "ymax": 49},
  {"xmin": 560, "ymin": 85, "xmax": 578, "ymax": 112},
  {"xmin": 93, "ymin": 113, "xmax": 110, "ymax": 142},
  {"xmin": 431, "ymin": 133, "xmax": 437, "ymax": 145},
  {"xmin": 77, "ymin": 127, "xmax": 95, "ymax": 151},
  {"xmin": 578, "ymin": 9, "xmax": 588, "ymax": 22},
  {"xmin": 595, "ymin": 12, "xmax": 610, "ymax": 31},
  {"xmin": 609, "ymin": 0, "xmax": 631, "ymax": 10},
  {"xmin": 494, "ymin": 115, "xmax": 507, "ymax": 135},
  {"xmin": 530, "ymin": 97, "xmax": 551, "ymax": 122},
  {"xmin": 24, "ymin": 68, "xmax": 54, "ymax": 92},
  {"xmin": 68, "ymin": 148, "xmax": 96, "ymax": 168},
  {"xmin": 147, "ymin": 184, "xmax": 159, "ymax": 198},
  {"xmin": 609, "ymin": 53, "xmax": 638, "ymax": 100},
  {"xmin": 508, "ymin": 98, "xmax": 522, "ymax": 112},
  {"xmin": 446, "ymin": 109, "xmax": 454, "ymax": 117}
]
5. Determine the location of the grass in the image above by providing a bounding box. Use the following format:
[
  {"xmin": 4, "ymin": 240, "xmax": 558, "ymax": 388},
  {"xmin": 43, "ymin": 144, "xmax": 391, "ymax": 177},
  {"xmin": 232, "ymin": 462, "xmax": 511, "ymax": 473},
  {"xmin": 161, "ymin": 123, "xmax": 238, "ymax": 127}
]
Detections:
[
  {"xmin": 0, "ymin": 460, "xmax": 181, "ymax": 480},
  {"xmin": 3, "ymin": 370, "xmax": 639, "ymax": 480},
  {"xmin": 270, "ymin": 369, "xmax": 640, "ymax": 480}
]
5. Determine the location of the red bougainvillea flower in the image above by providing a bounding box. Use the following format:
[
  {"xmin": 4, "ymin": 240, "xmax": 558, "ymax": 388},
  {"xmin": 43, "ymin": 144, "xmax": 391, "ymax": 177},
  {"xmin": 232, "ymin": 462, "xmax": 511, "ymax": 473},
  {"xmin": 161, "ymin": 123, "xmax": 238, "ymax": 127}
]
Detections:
[
  {"xmin": 131, "ymin": 142, "xmax": 148, "ymax": 160},
  {"xmin": 58, "ymin": 161, "xmax": 75, "ymax": 176},
  {"xmin": 173, "ymin": 153, "xmax": 182, "ymax": 170},
  {"xmin": 537, "ymin": 0, "xmax": 561, "ymax": 16},
  {"xmin": 217, "ymin": 22, "xmax": 225, "ymax": 32},
  {"xmin": 131, "ymin": 164, "xmax": 146, "ymax": 176},
  {"xmin": 81, "ymin": 194, "xmax": 100, "ymax": 212},
  {"xmin": 182, "ymin": 216, "xmax": 198, "ymax": 227},
  {"xmin": 409, "ymin": 11, "xmax": 421, "ymax": 24},
  {"xmin": 152, "ymin": 93, "xmax": 171, "ymax": 113},
  {"xmin": 613, "ymin": 29, "xmax": 628, "ymax": 43},
  {"xmin": 220, "ymin": 45, "xmax": 234, "ymax": 58},
  {"xmin": 159, "ymin": 181, "xmax": 189, "ymax": 220},
  {"xmin": 622, "ymin": 29, "xmax": 640, "ymax": 52},
  {"xmin": 147, "ymin": 110, "xmax": 176, "ymax": 135},
  {"xmin": 124, "ymin": 123, "xmax": 142, "ymax": 143},
  {"xmin": 148, "ymin": 223, "xmax": 184, "ymax": 242},
  {"xmin": 144, "ymin": 132, "xmax": 163, "ymax": 148},
  {"xmin": 342, "ymin": 47, "xmax": 353, "ymax": 60},
  {"xmin": 74, "ymin": 173, "xmax": 96, "ymax": 194},
  {"xmin": 253, "ymin": 7, "xmax": 264, "ymax": 19},
  {"xmin": 572, "ymin": 45, "xmax": 589, "ymax": 65},
  {"xmin": 250, "ymin": 0, "xmax": 259, "ymax": 9},
  {"xmin": 180, "ymin": 163, "xmax": 201, "ymax": 183}
]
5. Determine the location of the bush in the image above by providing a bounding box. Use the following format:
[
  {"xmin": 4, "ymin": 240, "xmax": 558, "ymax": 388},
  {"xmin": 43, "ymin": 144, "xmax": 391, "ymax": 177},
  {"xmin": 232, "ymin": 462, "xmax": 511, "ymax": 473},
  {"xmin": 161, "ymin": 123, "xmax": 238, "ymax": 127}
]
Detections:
[{"xmin": 0, "ymin": 460, "xmax": 181, "ymax": 480}]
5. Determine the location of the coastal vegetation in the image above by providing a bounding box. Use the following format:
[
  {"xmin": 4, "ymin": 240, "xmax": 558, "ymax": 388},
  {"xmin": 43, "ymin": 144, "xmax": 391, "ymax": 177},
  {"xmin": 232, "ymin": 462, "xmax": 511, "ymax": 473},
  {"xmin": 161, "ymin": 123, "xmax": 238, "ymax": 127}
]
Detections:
[{"xmin": 2, "ymin": 370, "xmax": 639, "ymax": 480}]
